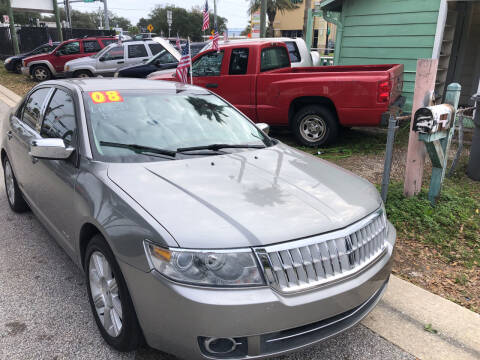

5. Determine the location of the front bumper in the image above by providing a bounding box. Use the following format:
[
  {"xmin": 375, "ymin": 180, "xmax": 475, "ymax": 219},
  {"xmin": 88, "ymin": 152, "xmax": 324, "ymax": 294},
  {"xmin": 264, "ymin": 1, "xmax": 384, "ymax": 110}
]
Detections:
[{"xmin": 120, "ymin": 222, "xmax": 396, "ymax": 360}]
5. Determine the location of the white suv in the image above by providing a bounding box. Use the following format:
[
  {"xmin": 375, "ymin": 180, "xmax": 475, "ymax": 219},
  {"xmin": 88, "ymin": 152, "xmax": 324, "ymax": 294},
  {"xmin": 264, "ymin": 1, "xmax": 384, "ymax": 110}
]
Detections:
[{"xmin": 64, "ymin": 40, "xmax": 166, "ymax": 78}]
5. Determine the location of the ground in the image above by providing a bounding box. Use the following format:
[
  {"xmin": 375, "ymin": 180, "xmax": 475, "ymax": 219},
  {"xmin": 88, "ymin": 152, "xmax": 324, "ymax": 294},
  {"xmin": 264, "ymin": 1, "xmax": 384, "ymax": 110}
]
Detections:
[{"xmin": 1, "ymin": 62, "xmax": 479, "ymax": 313}]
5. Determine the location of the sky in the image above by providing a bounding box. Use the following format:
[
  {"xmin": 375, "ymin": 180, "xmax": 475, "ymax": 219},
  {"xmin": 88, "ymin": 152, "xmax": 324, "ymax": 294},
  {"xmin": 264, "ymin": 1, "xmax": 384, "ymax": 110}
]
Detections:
[{"xmin": 68, "ymin": 0, "xmax": 250, "ymax": 29}]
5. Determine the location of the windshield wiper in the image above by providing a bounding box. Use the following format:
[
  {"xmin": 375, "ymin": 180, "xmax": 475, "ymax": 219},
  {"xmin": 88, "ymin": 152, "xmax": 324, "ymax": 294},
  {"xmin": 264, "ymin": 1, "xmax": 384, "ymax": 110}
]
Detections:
[
  {"xmin": 99, "ymin": 141, "xmax": 176, "ymax": 157},
  {"xmin": 176, "ymin": 144, "xmax": 266, "ymax": 152}
]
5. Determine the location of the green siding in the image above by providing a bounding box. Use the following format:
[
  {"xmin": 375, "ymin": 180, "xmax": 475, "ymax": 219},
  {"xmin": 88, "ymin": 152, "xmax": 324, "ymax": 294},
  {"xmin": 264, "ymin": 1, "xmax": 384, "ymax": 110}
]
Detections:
[{"xmin": 334, "ymin": 0, "xmax": 442, "ymax": 111}]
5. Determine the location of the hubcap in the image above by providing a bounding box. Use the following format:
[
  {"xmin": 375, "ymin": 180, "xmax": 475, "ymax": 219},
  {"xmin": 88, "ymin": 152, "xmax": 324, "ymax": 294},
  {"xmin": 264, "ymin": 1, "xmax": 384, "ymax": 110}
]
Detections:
[
  {"xmin": 89, "ymin": 251, "xmax": 123, "ymax": 337},
  {"xmin": 299, "ymin": 115, "xmax": 327, "ymax": 142},
  {"xmin": 77, "ymin": 73, "xmax": 89, "ymax": 78},
  {"xmin": 35, "ymin": 68, "xmax": 48, "ymax": 81},
  {"xmin": 4, "ymin": 161, "xmax": 15, "ymax": 205}
]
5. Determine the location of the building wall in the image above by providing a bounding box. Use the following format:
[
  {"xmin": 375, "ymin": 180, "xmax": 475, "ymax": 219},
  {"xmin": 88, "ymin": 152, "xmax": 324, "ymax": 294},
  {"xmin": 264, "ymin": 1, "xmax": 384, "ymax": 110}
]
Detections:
[
  {"xmin": 336, "ymin": 0, "xmax": 442, "ymax": 111},
  {"xmin": 273, "ymin": 1, "xmax": 336, "ymax": 50}
]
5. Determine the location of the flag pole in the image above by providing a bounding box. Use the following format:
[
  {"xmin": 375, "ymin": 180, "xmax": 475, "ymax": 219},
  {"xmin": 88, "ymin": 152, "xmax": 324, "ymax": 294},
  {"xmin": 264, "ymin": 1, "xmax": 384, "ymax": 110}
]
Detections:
[{"xmin": 188, "ymin": 37, "xmax": 193, "ymax": 85}]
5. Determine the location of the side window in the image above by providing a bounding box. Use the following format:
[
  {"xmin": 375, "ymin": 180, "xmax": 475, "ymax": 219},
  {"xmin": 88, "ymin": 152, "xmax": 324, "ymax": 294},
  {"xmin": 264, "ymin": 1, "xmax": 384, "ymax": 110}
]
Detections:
[
  {"xmin": 128, "ymin": 44, "xmax": 148, "ymax": 58},
  {"xmin": 101, "ymin": 39, "xmax": 116, "ymax": 46},
  {"xmin": 260, "ymin": 46, "xmax": 290, "ymax": 72},
  {"xmin": 31, "ymin": 46, "xmax": 48, "ymax": 55},
  {"xmin": 57, "ymin": 41, "xmax": 80, "ymax": 56},
  {"xmin": 22, "ymin": 88, "xmax": 51, "ymax": 129},
  {"xmin": 148, "ymin": 43, "xmax": 164, "ymax": 55},
  {"xmin": 285, "ymin": 42, "xmax": 301, "ymax": 63},
  {"xmin": 229, "ymin": 48, "xmax": 249, "ymax": 75},
  {"xmin": 103, "ymin": 45, "xmax": 124, "ymax": 61},
  {"xmin": 155, "ymin": 51, "xmax": 177, "ymax": 65},
  {"xmin": 192, "ymin": 51, "xmax": 224, "ymax": 77},
  {"xmin": 41, "ymin": 89, "xmax": 76, "ymax": 145},
  {"xmin": 83, "ymin": 40, "xmax": 101, "ymax": 53}
]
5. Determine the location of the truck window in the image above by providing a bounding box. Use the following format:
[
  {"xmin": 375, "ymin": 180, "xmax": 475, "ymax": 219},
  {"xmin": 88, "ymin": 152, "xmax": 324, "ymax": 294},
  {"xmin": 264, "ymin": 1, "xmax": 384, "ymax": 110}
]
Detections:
[
  {"xmin": 83, "ymin": 40, "xmax": 101, "ymax": 53},
  {"xmin": 229, "ymin": 48, "xmax": 249, "ymax": 75},
  {"xmin": 103, "ymin": 45, "xmax": 124, "ymax": 61},
  {"xmin": 57, "ymin": 41, "xmax": 80, "ymax": 55},
  {"xmin": 128, "ymin": 44, "xmax": 148, "ymax": 58},
  {"xmin": 192, "ymin": 51, "xmax": 224, "ymax": 77},
  {"xmin": 148, "ymin": 43, "xmax": 164, "ymax": 55},
  {"xmin": 260, "ymin": 46, "xmax": 290, "ymax": 72},
  {"xmin": 285, "ymin": 41, "xmax": 301, "ymax": 63}
]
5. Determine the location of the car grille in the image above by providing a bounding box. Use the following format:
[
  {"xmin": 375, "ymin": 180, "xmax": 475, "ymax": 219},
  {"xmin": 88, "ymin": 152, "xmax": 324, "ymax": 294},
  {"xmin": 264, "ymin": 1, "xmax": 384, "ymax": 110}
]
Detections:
[{"xmin": 254, "ymin": 208, "xmax": 388, "ymax": 293}]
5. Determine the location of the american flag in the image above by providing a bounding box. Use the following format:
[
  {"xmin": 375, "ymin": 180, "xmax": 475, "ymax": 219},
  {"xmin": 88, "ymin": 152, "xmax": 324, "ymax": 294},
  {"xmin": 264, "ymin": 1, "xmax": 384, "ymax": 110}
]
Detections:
[
  {"xmin": 212, "ymin": 27, "xmax": 219, "ymax": 51},
  {"xmin": 176, "ymin": 34, "xmax": 181, "ymax": 51},
  {"xmin": 48, "ymin": 33, "xmax": 53, "ymax": 46},
  {"xmin": 176, "ymin": 40, "xmax": 191, "ymax": 84},
  {"xmin": 201, "ymin": 0, "xmax": 209, "ymax": 31}
]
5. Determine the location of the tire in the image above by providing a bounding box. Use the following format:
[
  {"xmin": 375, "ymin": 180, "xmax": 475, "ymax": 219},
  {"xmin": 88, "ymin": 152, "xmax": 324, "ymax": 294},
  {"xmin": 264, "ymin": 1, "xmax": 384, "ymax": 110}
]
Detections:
[
  {"xmin": 32, "ymin": 65, "xmax": 51, "ymax": 82},
  {"xmin": 85, "ymin": 235, "xmax": 143, "ymax": 352},
  {"xmin": 292, "ymin": 105, "xmax": 339, "ymax": 147},
  {"xmin": 74, "ymin": 70, "xmax": 92, "ymax": 78},
  {"xmin": 3, "ymin": 157, "xmax": 29, "ymax": 213},
  {"xmin": 14, "ymin": 62, "xmax": 22, "ymax": 74}
]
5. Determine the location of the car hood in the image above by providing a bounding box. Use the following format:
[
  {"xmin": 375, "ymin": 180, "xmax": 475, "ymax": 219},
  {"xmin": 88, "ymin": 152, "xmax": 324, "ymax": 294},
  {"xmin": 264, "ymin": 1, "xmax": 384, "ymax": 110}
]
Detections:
[
  {"xmin": 66, "ymin": 56, "xmax": 94, "ymax": 66},
  {"xmin": 23, "ymin": 53, "xmax": 48, "ymax": 64},
  {"xmin": 107, "ymin": 143, "xmax": 381, "ymax": 249}
]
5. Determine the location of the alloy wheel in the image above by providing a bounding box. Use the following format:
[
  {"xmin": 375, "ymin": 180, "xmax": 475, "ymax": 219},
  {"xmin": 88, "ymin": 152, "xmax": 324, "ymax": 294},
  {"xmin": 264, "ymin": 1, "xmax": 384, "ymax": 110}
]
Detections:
[
  {"xmin": 89, "ymin": 251, "xmax": 123, "ymax": 338},
  {"xmin": 299, "ymin": 115, "xmax": 327, "ymax": 142},
  {"xmin": 4, "ymin": 161, "xmax": 15, "ymax": 206},
  {"xmin": 34, "ymin": 67, "xmax": 48, "ymax": 81}
]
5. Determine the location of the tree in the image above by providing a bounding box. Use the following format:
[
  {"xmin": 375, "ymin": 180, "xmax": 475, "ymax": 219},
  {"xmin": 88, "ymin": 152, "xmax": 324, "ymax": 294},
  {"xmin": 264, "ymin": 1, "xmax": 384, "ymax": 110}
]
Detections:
[
  {"xmin": 241, "ymin": 24, "xmax": 251, "ymax": 36},
  {"xmin": 140, "ymin": 5, "xmax": 227, "ymax": 41},
  {"xmin": 248, "ymin": 0, "xmax": 298, "ymax": 37}
]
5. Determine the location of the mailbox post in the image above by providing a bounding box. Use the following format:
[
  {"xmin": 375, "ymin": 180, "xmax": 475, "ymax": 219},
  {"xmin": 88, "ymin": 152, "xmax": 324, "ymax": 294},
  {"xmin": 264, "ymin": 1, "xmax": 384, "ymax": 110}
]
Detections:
[
  {"xmin": 467, "ymin": 82, "xmax": 480, "ymax": 181},
  {"xmin": 412, "ymin": 83, "xmax": 461, "ymax": 205}
]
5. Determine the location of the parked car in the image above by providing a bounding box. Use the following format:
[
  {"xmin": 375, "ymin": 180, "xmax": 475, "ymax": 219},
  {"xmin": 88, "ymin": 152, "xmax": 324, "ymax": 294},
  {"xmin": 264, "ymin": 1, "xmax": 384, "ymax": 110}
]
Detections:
[
  {"xmin": 3, "ymin": 42, "xmax": 60, "ymax": 73},
  {"xmin": 1, "ymin": 78, "xmax": 395, "ymax": 360},
  {"xmin": 200, "ymin": 37, "xmax": 320, "ymax": 67},
  {"xmin": 21, "ymin": 36, "xmax": 117, "ymax": 81},
  {"xmin": 115, "ymin": 45, "xmax": 180, "ymax": 78},
  {"xmin": 64, "ymin": 40, "xmax": 166, "ymax": 78},
  {"xmin": 150, "ymin": 40, "xmax": 404, "ymax": 146}
]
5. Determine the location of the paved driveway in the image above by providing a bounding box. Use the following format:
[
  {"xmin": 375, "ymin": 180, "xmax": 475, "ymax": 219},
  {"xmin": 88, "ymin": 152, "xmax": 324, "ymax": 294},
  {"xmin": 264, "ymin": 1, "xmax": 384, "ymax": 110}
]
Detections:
[{"xmin": 0, "ymin": 100, "xmax": 414, "ymax": 360}]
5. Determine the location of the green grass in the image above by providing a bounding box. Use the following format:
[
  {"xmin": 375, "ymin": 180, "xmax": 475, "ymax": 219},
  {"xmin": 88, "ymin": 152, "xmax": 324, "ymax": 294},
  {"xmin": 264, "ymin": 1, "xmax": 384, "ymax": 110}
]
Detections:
[{"xmin": 384, "ymin": 178, "xmax": 480, "ymax": 267}]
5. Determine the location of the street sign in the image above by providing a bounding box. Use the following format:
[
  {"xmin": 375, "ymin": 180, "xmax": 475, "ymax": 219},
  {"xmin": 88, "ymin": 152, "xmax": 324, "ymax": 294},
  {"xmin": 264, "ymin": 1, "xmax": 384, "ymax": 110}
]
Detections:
[
  {"xmin": 167, "ymin": 10, "xmax": 172, "ymax": 26},
  {"xmin": 147, "ymin": 24, "xmax": 154, "ymax": 32}
]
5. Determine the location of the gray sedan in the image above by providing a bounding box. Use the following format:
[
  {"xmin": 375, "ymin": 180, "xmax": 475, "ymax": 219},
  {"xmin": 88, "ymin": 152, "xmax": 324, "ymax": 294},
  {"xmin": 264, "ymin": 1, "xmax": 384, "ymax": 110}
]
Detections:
[{"xmin": 0, "ymin": 79, "xmax": 395, "ymax": 360}]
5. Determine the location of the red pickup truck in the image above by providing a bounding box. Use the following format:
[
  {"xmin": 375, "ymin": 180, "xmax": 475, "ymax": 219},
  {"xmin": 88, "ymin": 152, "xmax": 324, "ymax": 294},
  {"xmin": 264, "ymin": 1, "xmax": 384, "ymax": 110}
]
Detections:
[{"xmin": 150, "ymin": 40, "xmax": 404, "ymax": 146}]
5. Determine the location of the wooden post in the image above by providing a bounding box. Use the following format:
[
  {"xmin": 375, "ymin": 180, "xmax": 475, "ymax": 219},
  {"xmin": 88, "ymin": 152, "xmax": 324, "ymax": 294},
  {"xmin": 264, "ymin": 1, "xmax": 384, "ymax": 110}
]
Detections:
[
  {"xmin": 6, "ymin": 0, "xmax": 19, "ymax": 55},
  {"xmin": 404, "ymin": 59, "xmax": 438, "ymax": 197}
]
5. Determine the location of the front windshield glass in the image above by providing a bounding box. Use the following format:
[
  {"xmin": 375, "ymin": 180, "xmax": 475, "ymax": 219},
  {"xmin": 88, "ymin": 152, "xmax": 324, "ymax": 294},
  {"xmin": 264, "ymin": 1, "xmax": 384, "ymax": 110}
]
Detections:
[{"xmin": 83, "ymin": 91, "xmax": 270, "ymax": 163}]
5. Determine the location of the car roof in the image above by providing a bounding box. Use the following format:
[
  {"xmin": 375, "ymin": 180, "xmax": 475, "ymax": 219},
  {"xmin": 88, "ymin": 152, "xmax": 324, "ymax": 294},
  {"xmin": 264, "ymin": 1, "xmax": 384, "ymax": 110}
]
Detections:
[{"xmin": 40, "ymin": 78, "xmax": 211, "ymax": 94}]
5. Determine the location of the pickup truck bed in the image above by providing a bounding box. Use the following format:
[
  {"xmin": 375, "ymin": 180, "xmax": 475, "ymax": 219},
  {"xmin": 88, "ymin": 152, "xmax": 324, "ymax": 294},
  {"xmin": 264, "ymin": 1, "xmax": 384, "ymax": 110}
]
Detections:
[{"xmin": 151, "ymin": 40, "xmax": 404, "ymax": 146}]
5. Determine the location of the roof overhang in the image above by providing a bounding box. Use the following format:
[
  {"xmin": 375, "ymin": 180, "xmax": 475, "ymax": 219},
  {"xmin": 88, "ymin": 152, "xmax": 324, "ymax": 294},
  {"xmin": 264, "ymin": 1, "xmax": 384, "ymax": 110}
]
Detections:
[{"xmin": 320, "ymin": 0, "xmax": 343, "ymax": 11}]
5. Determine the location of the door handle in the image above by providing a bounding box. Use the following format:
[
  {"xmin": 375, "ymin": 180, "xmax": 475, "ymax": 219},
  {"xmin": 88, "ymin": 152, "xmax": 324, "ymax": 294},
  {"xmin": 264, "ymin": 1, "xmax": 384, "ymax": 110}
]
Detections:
[
  {"xmin": 7, "ymin": 130, "xmax": 12, "ymax": 140},
  {"xmin": 117, "ymin": 61, "xmax": 124, "ymax": 64},
  {"xmin": 206, "ymin": 83, "xmax": 218, "ymax": 89}
]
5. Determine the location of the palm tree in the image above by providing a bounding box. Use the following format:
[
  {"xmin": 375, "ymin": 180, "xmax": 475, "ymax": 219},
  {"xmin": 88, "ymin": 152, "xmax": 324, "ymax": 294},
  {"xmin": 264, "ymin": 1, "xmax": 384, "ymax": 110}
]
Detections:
[{"xmin": 248, "ymin": 0, "xmax": 298, "ymax": 37}]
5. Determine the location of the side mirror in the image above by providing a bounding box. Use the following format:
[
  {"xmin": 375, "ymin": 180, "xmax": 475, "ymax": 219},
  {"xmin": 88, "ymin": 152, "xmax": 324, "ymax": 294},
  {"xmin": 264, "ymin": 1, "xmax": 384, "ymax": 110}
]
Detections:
[
  {"xmin": 29, "ymin": 138, "xmax": 74, "ymax": 160},
  {"xmin": 99, "ymin": 57, "xmax": 106, "ymax": 62},
  {"xmin": 257, "ymin": 123, "xmax": 270, "ymax": 135}
]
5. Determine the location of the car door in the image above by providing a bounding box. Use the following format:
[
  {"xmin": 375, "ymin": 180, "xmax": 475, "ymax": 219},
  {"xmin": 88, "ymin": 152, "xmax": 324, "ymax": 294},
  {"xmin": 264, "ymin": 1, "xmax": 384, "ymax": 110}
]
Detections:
[
  {"xmin": 52, "ymin": 41, "xmax": 81, "ymax": 72},
  {"xmin": 191, "ymin": 50, "xmax": 229, "ymax": 95},
  {"xmin": 7, "ymin": 87, "xmax": 51, "ymax": 204},
  {"xmin": 125, "ymin": 43, "xmax": 150, "ymax": 67},
  {"xmin": 33, "ymin": 87, "xmax": 79, "ymax": 255},
  {"xmin": 97, "ymin": 44, "xmax": 125, "ymax": 75}
]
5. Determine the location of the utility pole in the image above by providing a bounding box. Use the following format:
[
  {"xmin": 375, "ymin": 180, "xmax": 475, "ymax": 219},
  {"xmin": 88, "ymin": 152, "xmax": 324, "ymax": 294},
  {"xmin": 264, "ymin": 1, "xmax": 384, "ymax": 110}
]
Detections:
[
  {"xmin": 5, "ymin": 0, "xmax": 19, "ymax": 54},
  {"xmin": 103, "ymin": 0, "xmax": 109, "ymax": 30},
  {"xmin": 303, "ymin": 0, "xmax": 312, "ymax": 41},
  {"xmin": 213, "ymin": 0, "xmax": 217, "ymax": 27},
  {"xmin": 260, "ymin": 0, "xmax": 266, "ymax": 37},
  {"xmin": 52, "ymin": 0, "xmax": 63, "ymax": 42}
]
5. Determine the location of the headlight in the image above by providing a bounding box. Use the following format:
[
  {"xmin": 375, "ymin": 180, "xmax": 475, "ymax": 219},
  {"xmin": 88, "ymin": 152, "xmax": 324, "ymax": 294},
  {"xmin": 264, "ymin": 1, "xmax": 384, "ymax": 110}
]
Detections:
[
  {"xmin": 113, "ymin": 72, "xmax": 119, "ymax": 78},
  {"xmin": 144, "ymin": 242, "xmax": 265, "ymax": 287},
  {"xmin": 4, "ymin": 57, "xmax": 12, "ymax": 64}
]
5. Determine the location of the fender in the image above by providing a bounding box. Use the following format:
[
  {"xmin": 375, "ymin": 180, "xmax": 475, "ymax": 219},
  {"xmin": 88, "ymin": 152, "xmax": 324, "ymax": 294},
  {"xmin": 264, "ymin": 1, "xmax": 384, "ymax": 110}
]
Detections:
[{"xmin": 27, "ymin": 60, "xmax": 57, "ymax": 75}]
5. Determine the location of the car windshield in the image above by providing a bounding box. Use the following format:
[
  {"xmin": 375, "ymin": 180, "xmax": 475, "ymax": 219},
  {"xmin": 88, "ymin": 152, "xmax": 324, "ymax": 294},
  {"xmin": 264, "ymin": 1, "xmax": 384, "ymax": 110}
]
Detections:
[{"xmin": 83, "ymin": 90, "xmax": 271, "ymax": 163}]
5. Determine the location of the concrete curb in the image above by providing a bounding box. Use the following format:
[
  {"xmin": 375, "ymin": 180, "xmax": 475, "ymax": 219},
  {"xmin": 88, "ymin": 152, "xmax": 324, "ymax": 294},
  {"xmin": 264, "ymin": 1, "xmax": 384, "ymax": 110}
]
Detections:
[
  {"xmin": 363, "ymin": 275, "xmax": 480, "ymax": 360},
  {"xmin": 0, "ymin": 84, "xmax": 22, "ymax": 108}
]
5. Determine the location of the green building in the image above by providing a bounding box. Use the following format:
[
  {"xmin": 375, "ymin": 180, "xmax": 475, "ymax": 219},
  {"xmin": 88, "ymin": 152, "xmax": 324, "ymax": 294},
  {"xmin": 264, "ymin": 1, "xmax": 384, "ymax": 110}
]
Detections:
[{"xmin": 320, "ymin": 0, "xmax": 480, "ymax": 110}]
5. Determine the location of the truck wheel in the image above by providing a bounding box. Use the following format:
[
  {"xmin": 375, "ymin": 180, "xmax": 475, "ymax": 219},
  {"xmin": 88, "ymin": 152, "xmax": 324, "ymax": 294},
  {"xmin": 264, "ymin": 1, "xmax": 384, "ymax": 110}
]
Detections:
[
  {"xmin": 292, "ymin": 105, "xmax": 339, "ymax": 147},
  {"xmin": 74, "ymin": 70, "xmax": 92, "ymax": 78},
  {"xmin": 3, "ymin": 157, "xmax": 29, "ymax": 213},
  {"xmin": 32, "ymin": 65, "xmax": 51, "ymax": 82}
]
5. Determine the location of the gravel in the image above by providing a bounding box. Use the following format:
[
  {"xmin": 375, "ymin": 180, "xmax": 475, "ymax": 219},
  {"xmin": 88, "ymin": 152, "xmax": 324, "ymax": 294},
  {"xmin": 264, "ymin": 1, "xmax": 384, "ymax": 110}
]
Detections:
[{"xmin": 0, "ymin": 101, "xmax": 414, "ymax": 360}]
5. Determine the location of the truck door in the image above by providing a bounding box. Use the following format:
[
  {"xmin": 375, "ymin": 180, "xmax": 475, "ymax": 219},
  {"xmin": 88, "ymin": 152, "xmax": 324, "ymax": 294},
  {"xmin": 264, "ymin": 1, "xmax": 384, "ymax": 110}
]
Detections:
[{"xmin": 53, "ymin": 41, "xmax": 81, "ymax": 73}]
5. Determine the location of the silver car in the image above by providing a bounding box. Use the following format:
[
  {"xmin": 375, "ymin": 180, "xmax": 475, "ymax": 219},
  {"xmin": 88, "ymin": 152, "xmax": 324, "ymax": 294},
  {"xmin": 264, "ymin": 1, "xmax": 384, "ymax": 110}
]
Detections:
[{"xmin": 1, "ymin": 79, "xmax": 395, "ymax": 359}]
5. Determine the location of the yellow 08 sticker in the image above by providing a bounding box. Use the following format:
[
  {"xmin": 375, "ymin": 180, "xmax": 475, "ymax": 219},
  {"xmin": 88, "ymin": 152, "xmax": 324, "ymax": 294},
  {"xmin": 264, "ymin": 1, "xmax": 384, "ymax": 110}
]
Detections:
[{"xmin": 90, "ymin": 91, "xmax": 124, "ymax": 104}]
